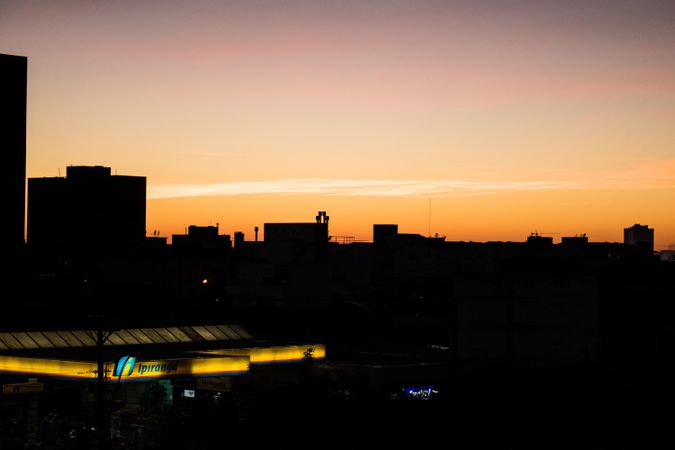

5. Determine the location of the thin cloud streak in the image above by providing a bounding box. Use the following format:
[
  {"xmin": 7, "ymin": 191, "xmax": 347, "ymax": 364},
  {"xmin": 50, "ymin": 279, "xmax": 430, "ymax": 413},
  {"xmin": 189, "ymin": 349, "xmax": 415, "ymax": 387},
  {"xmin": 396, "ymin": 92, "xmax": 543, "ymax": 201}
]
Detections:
[{"xmin": 148, "ymin": 173, "xmax": 675, "ymax": 200}]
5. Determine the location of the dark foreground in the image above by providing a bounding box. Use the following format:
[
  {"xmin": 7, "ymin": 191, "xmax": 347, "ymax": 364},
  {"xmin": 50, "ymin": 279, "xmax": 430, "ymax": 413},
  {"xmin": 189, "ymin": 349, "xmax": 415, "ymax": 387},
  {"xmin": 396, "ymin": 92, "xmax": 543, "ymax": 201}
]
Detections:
[{"xmin": 3, "ymin": 363, "xmax": 674, "ymax": 450}]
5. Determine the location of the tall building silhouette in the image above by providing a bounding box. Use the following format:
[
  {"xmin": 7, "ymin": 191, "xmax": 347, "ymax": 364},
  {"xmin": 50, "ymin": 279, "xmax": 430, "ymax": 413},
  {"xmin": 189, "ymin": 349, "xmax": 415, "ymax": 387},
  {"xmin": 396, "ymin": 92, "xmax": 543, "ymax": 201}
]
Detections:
[
  {"xmin": 624, "ymin": 223, "xmax": 654, "ymax": 254},
  {"xmin": 28, "ymin": 166, "xmax": 146, "ymax": 245},
  {"xmin": 0, "ymin": 54, "xmax": 27, "ymax": 247}
]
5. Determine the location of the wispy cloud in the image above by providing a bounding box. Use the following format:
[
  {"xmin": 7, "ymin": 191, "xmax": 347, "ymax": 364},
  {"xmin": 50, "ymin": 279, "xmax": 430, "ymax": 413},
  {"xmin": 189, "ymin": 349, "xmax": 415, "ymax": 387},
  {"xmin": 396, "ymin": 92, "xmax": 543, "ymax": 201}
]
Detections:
[
  {"xmin": 173, "ymin": 151, "xmax": 242, "ymax": 157},
  {"xmin": 148, "ymin": 178, "xmax": 564, "ymax": 199},
  {"xmin": 148, "ymin": 166, "xmax": 675, "ymax": 200}
]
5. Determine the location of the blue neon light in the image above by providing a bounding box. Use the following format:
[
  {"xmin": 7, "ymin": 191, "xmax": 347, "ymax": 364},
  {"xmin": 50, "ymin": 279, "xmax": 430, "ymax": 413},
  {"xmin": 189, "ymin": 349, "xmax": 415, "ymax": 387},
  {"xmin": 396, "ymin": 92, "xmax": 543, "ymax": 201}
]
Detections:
[{"xmin": 402, "ymin": 386, "xmax": 438, "ymax": 400}]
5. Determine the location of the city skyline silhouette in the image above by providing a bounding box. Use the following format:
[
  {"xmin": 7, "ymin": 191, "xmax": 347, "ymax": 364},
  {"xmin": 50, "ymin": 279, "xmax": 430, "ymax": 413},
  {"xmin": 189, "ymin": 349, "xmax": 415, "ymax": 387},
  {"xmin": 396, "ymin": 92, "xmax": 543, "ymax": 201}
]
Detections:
[
  {"xmin": 2, "ymin": 2, "xmax": 675, "ymax": 449},
  {"xmin": 2, "ymin": 0, "xmax": 675, "ymax": 247}
]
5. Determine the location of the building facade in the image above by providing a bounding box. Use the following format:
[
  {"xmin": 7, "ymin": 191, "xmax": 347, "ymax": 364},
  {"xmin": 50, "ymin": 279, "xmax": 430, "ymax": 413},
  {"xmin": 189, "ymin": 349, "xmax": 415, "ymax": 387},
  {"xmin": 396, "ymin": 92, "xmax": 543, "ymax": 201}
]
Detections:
[
  {"xmin": 0, "ymin": 54, "xmax": 27, "ymax": 248},
  {"xmin": 28, "ymin": 166, "xmax": 146, "ymax": 245},
  {"xmin": 624, "ymin": 223, "xmax": 654, "ymax": 253}
]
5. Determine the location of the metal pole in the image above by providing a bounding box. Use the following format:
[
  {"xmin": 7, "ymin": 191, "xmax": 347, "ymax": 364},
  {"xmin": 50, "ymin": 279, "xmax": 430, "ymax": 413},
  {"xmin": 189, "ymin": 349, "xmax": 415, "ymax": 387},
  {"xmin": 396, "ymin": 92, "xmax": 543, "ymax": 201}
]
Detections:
[{"xmin": 97, "ymin": 324, "xmax": 106, "ymax": 449}]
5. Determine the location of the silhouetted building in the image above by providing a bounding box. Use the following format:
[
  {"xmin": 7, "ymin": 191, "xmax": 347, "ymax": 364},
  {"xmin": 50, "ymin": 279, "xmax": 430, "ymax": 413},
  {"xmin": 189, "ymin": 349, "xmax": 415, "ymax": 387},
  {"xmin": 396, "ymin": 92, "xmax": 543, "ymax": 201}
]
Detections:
[
  {"xmin": 234, "ymin": 231, "xmax": 245, "ymax": 249},
  {"xmin": 624, "ymin": 223, "xmax": 654, "ymax": 253},
  {"xmin": 373, "ymin": 224, "xmax": 398, "ymax": 245},
  {"xmin": 0, "ymin": 54, "xmax": 27, "ymax": 248},
  {"xmin": 172, "ymin": 225, "xmax": 231, "ymax": 249},
  {"xmin": 27, "ymin": 165, "xmax": 146, "ymax": 245},
  {"xmin": 527, "ymin": 233, "xmax": 554, "ymax": 247},
  {"xmin": 561, "ymin": 235, "xmax": 588, "ymax": 247},
  {"xmin": 144, "ymin": 236, "xmax": 168, "ymax": 247},
  {"xmin": 264, "ymin": 212, "xmax": 329, "ymax": 263},
  {"xmin": 227, "ymin": 212, "xmax": 332, "ymax": 306}
]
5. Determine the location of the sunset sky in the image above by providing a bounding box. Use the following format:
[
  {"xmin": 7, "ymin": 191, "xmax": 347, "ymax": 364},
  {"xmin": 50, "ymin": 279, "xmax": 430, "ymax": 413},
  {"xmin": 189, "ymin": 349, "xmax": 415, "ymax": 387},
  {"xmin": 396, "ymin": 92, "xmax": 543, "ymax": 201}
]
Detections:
[{"xmin": 2, "ymin": 0, "xmax": 674, "ymax": 247}]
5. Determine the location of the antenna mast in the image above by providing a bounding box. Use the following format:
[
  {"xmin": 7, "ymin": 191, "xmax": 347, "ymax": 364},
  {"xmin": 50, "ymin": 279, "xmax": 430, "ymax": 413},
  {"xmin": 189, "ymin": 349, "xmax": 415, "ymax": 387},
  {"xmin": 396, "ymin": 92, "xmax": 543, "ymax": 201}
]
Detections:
[{"xmin": 428, "ymin": 198, "xmax": 431, "ymax": 238}]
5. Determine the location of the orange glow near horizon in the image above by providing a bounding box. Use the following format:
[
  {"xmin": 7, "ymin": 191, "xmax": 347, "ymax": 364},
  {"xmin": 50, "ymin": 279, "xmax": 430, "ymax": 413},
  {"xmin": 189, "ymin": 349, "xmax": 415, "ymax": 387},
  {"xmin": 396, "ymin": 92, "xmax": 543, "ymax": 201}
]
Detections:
[
  {"xmin": 2, "ymin": 1, "xmax": 674, "ymax": 248},
  {"xmin": 147, "ymin": 187, "xmax": 675, "ymax": 249}
]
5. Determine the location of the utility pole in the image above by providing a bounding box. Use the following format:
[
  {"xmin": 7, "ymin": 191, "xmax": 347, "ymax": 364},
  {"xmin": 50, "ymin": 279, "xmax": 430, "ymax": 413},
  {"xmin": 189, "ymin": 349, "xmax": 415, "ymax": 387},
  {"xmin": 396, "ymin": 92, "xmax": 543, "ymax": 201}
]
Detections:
[
  {"xmin": 96, "ymin": 321, "xmax": 106, "ymax": 450},
  {"xmin": 86, "ymin": 275, "xmax": 112, "ymax": 450}
]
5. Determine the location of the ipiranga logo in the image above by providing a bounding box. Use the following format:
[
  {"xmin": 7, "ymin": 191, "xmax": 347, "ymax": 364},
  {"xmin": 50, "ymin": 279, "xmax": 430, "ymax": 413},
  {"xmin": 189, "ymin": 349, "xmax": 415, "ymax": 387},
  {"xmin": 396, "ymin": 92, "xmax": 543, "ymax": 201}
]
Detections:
[
  {"xmin": 114, "ymin": 356, "xmax": 136, "ymax": 376},
  {"xmin": 113, "ymin": 356, "xmax": 180, "ymax": 378}
]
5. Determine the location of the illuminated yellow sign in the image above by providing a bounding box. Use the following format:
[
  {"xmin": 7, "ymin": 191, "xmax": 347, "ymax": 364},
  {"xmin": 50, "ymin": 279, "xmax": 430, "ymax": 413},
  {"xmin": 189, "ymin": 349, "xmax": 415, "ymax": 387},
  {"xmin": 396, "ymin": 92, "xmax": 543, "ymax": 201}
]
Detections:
[
  {"xmin": 106, "ymin": 356, "xmax": 249, "ymax": 382},
  {"xmin": 0, "ymin": 344, "xmax": 323, "ymax": 381},
  {"xmin": 197, "ymin": 344, "xmax": 326, "ymax": 365},
  {"xmin": 0, "ymin": 355, "xmax": 249, "ymax": 381},
  {"xmin": 0, "ymin": 356, "xmax": 97, "ymax": 380}
]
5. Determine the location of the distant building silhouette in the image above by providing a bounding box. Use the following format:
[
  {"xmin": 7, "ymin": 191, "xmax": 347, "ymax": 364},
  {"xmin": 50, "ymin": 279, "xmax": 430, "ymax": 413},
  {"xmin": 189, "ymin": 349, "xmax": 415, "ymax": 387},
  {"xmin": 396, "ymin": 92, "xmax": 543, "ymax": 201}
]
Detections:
[
  {"xmin": 27, "ymin": 165, "xmax": 146, "ymax": 245},
  {"xmin": 225, "ymin": 212, "xmax": 333, "ymax": 306},
  {"xmin": 373, "ymin": 224, "xmax": 398, "ymax": 245},
  {"xmin": 0, "ymin": 54, "xmax": 27, "ymax": 247},
  {"xmin": 264, "ymin": 211, "xmax": 329, "ymax": 263},
  {"xmin": 561, "ymin": 235, "xmax": 588, "ymax": 247},
  {"xmin": 624, "ymin": 223, "xmax": 654, "ymax": 253},
  {"xmin": 233, "ymin": 231, "xmax": 244, "ymax": 249},
  {"xmin": 172, "ymin": 225, "xmax": 231, "ymax": 249},
  {"xmin": 527, "ymin": 232, "xmax": 554, "ymax": 247}
]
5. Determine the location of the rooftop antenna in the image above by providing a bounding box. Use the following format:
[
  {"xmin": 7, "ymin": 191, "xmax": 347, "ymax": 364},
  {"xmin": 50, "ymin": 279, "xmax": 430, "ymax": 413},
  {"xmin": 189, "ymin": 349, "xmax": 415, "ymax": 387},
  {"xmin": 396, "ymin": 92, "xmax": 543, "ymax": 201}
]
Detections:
[
  {"xmin": 58, "ymin": 168, "xmax": 61, "ymax": 177},
  {"xmin": 428, "ymin": 198, "xmax": 431, "ymax": 238}
]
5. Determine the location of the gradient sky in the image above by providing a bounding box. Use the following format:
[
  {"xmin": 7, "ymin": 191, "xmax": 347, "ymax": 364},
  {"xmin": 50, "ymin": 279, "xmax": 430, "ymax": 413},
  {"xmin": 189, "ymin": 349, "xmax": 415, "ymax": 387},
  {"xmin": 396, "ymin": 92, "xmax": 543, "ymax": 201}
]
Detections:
[{"xmin": 2, "ymin": 0, "xmax": 674, "ymax": 247}]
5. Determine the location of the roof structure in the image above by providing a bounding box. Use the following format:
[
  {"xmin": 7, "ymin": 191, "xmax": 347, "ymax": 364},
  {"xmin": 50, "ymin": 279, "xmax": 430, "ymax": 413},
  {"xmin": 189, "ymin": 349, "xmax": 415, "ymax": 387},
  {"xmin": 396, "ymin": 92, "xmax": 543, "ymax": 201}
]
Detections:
[{"xmin": 0, "ymin": 325, "xmax": 252, "ymax": 351}]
